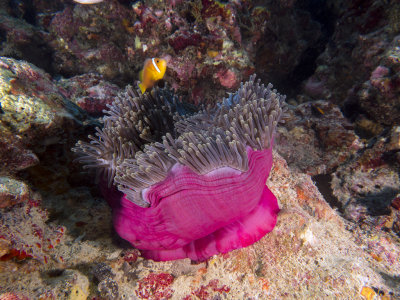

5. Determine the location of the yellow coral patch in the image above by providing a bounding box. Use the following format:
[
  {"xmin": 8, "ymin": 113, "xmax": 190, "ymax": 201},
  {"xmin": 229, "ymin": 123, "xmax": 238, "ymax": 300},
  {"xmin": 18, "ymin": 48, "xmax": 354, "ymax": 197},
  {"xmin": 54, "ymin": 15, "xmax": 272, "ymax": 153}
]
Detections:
[
  {"xmin": 360, "ymin": 286, "xmax": 376, "ymax": 300},
  {"xmin": 68, "ymin": 285, "xmax": 88, "ymax": 300},
  {"xmin": 207, "ymin": 49, "xmax": 219, "ymax": 58}
]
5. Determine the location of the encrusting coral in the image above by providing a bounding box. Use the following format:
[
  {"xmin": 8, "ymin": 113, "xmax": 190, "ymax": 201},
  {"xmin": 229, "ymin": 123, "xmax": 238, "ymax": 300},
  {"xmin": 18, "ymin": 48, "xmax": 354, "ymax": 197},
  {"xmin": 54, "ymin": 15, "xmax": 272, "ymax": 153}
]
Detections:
[{"xmin": 73, "ymin": 75, "xmax": 286, "ymax": 261}]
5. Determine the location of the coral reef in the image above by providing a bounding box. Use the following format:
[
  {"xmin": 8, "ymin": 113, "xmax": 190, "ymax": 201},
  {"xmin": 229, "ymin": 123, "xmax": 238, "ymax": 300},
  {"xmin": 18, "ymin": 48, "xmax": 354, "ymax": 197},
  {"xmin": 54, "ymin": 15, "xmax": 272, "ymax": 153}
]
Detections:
[
  {"xmin": 0, "ymin": 0, "xmax": 400, "ymax": 299},
  {"xmin": 92, "ymin": 263, "xmax": 119, "ymax": 299},
  {"xmin": 355, "ymin": 36, "xmax": 400, "ymax": 126},
  {"xmin": 0, "ymin": 0, "xmax": 335, "ymax": 103},
  {"xmin": 58, "ymin": 73, "xmax": 122, "ymax": 116},
  {"xmin": 0, "ymin": 177, "xmax": 31, "ymax": 208},
  {"xmin": 332, "ymin": 130, "xmax": 400, "ymax": 223},
  {"xmin": 0, "ymin": 57, "xmax": 85, "ymax": 266},
  {"xmin": 302, "ymin": 0, "xmax": 400, "ymax": 130},
  {"xmin": 47, "ymin": 2, "xmax": 136, "ymax": 81},
  {"xmin": 41, "ymin": 0, "xmax": 255, "ymax": 102},
  {"xmin": 302, "ymin": 0, "xmax": 391, "ymax": 105},
  {"xmin": 0, "ymin": 10, "xmax": 54, "ymax": 73},
  {"xmin": 0, "ymin": 192, "xmax": 65, "ymax": 263},
  {"xmin": 0, "ymin": 57, "xmax": 86, "ymax": 174},
  {"xmin": 277, "ymin": 100, "xmax": 362, "ymax": 175}
]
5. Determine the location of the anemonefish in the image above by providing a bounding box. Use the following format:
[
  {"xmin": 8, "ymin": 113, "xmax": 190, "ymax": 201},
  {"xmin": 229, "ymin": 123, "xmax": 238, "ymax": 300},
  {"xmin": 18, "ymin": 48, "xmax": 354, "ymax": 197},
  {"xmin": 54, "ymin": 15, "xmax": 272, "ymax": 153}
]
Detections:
[
  {"xmin": 73, "ymin": 0, "xmax": 104, "ymax": 4},
  {"xmin": 138, "ymin": 58, "xmax": 167, "ymax": 94}
]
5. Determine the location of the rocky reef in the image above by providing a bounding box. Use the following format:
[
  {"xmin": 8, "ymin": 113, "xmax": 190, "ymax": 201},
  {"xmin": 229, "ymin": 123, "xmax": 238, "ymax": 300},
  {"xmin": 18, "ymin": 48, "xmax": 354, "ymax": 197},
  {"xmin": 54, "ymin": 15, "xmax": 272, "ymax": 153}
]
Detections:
[{"xmin": 0, "ymin": 0, "xmax": 400, "ymax": 299}]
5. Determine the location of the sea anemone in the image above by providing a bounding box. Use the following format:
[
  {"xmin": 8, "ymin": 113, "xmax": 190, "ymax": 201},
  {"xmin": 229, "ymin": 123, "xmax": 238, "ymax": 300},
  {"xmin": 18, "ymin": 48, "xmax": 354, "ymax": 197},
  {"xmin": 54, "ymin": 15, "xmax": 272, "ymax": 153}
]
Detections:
[{"xmin": 73, "ymin": 75, "xmax": 285, "ymax": 261}]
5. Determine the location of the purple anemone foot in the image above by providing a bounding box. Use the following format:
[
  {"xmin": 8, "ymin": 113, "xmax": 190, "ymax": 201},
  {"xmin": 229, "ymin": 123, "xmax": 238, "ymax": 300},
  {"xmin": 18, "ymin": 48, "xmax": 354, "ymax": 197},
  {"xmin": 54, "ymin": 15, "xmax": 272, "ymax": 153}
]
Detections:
[{"xmin": 107, "ymin": 147, "xmax": 278, "ymax": 261}]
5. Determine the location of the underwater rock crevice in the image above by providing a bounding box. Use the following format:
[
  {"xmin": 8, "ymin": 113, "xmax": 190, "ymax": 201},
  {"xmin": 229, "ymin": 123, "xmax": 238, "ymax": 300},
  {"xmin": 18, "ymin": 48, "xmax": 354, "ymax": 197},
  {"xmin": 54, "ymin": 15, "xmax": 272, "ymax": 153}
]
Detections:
[
  {"xmin": 312, "ymin": 173, "xmax": 344, "ymax": 213},
  {"xmin": 254, "ymin": 0, "xmax": 337, "ymax": 98}
]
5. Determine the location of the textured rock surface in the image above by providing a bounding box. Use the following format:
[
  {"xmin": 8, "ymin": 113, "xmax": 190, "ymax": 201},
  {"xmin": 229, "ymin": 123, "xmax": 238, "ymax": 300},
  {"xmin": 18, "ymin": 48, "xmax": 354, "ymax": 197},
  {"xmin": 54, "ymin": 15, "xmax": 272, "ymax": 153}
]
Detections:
[
  {"xmin": 303, "ymin": 0, "xmax": 391, "ymax": 104},
  {"xmin": 332, "ymin": 132, "xmax": 400, "ymax": 223},
  {"xmin": 0, "ymin": 57, "xmax": 86, "ymax": 174},
  {"xmin": 0, "ymin": 192, "xmax": 65, "ymax": 263},
  {"xmin": 277, "ymin": 100, "xmax": 363, "ymax": 175},
  {"xmin": 0, "ymin": 177, "xmax": 31, "ymax": 208},
  {"xmin": 58, "ymin": 73, "xmax": 122, "ymax": 116},
  {"xmin": 43, "ymin": 0, "xmax": 254, "ymax": 102},
  {"xmin": 0, "ymin": 11, "xmax": 54, "ymax": 74},
  {"xmin": 302, "ymin": 0, "xmax": 400, "ymax": 129},
  {"xmin": 355, "ymin": 36, "xmax": 400, "ymax": 126}
]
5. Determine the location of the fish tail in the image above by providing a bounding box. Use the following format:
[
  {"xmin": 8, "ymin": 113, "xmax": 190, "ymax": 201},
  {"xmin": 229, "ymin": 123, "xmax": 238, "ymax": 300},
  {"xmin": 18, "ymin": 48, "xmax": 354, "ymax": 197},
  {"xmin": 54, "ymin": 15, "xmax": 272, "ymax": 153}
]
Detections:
[{"xmin": 138, "ymin": 82, "xmax": 146, "ymax": 94}]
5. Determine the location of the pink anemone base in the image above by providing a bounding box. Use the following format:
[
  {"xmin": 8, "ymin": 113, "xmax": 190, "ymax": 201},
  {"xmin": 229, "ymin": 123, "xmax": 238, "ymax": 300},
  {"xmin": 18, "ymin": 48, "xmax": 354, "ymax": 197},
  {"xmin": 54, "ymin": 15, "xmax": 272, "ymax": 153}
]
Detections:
[{"xmin": 102, "ymin": 147, "xmax": 279, "ymax": 261}]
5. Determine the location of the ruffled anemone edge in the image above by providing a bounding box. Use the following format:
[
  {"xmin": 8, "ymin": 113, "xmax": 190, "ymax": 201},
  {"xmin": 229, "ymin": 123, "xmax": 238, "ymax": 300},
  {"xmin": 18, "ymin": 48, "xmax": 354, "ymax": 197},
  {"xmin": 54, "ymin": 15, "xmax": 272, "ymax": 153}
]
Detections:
[{"xmin": 103, "ymin": 147, "xmax": 279, "ymax": 261}]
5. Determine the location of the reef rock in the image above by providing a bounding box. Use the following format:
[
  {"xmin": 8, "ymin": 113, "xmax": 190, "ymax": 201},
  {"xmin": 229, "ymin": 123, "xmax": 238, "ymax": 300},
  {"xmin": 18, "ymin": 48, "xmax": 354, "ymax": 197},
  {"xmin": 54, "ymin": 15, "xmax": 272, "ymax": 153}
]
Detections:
[
  {"xmin": 355, "ymin": 35, "xmax": 400, "ymax": 126},
  {"xmin": 302, "ymin": 0, "xmax": 400, "ymax": 131},
  {"xmin": 332, "ymin": 131, "xmax": 400, "ymax": 223},
  {"xmin": 2, "ymin": 147, "xmax": 399, "ymax": 298},
  {"xmin": 58, "ymin": 73, "xmax": 122, "ymax": 116},
  {"xmin": 0, "ymin": 57, "xmax": 86, "ymax": 174},
  {"xmin": 277, "ymin": 100, "xmax": 362, "ymax": 175},
  {"xmin": 303, "ymin": 0, "xmax": 391, "ymax": 103},
  {"xmin": 0, "ymin": 176, "xmax": 31, "ymax": 208},
  {"xmin": 0, "ymin": 10, "xmax": 54, "ymax": 74}
]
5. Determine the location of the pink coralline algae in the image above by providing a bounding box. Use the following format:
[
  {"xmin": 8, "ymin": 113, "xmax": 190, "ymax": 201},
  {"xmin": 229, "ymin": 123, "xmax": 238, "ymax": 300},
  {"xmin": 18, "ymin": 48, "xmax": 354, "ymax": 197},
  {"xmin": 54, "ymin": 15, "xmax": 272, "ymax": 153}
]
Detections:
[
  {"xmin": 0, "ymin": 293, "xmax": 30, "ymax": 300},
  {"xmin": 73, "ymin": 75, "xmax": 285, "ymax": 261},
  {"xmin": 190, "ymin": 279, "xmax": 230, "ymax": 299},
  {"xmin": 0, "ymin": 194, "xmax": 65, "ymax": 263},
  {"xmin": 168, "ymin": 30, "xmax": 202, "ymax": 53},
  {"xmin": 135, "ymin": 273, "xmax": 174, "ymax": 299},
  {"xmin": 215, "ymin": 68, "xmax": 239, "ymax": 89},
  {"xmin": 59, "ymin": 73, "xmax": 122, "ymax": 116}
]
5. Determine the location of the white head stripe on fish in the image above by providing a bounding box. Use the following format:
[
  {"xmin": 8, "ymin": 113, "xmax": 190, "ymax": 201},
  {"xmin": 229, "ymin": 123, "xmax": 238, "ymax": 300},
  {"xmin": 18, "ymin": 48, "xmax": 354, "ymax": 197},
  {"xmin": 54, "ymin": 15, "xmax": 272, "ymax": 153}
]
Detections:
[{"xmin": 152, "ymin": 58, "xmax": 161, "ymax": 73}]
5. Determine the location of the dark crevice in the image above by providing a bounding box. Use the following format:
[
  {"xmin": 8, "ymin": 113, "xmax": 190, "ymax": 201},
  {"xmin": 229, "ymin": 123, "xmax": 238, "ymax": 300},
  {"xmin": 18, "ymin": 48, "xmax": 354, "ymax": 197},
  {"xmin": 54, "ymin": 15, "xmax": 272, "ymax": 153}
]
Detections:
[
  {"xmin": 354, "ymin": 188, "xmax": 398, "ymax": 217},
  {"xmin": 296, "ymin": 0, "xmax": 337, "ymax": 37},
  {"xmin": 18, "ymin": 36, "xmax": 55, "ymax": 75},
  {"xmin": 285, "ymin": 46, "xmax": 324, "ymax": 93},
  {"xmin": 312, "ymin": 174, "xmax": 344, "ymax": 213},
  {"xmin": 379, "ymin": 272, "xmax": 400, "ymax": 291},
  {"xmin": 8, "ymin": 0, "xmax": 36, "ymax": 26},
  {"xmin": 185, "ymin": 11, "xmax": 197, "ymax": 24},
  {"xmin": 0, "ymin": 28, "xmax": 6, "ymax": 45},
  {"xmin": 282, "ymin": 0, "xmax": 339, "ymax": 97},
  {"xmin": 118, "ymin": 0, "xmax": 141, "ymax": 7},
  {"xmin": 341, "ymin": 100, "xmax": 365, "ymax": 121}
]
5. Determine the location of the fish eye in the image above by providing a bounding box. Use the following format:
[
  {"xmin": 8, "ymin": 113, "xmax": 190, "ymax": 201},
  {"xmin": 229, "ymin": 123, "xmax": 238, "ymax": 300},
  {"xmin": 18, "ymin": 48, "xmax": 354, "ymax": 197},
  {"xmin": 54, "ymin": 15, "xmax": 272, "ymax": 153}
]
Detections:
[{"xmin": 156, "ymin": 59, "xmax": 159, "ymax": 63}]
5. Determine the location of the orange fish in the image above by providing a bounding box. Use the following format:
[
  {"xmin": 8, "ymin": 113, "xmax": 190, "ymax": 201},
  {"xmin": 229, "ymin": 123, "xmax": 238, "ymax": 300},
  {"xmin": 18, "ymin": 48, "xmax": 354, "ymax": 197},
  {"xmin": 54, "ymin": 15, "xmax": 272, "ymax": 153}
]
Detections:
[{"xmin": 138, "ymin": 58, "xmax": 167, "ymax": 94}]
